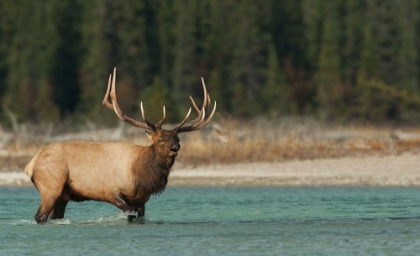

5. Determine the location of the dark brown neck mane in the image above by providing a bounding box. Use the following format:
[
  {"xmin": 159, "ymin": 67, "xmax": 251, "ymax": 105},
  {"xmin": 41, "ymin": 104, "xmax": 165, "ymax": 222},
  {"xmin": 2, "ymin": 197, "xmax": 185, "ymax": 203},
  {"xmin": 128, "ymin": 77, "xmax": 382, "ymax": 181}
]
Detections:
[{"xmin": 134, "ymin": 144, "xmax": 175, "ymax": 195}]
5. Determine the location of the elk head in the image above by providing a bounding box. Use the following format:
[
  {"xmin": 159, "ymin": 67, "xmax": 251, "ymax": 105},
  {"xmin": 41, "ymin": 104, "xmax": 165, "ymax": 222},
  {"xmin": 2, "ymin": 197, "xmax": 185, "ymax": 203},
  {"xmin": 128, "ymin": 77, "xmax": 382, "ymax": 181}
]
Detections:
[{"xmin": 102, "ymin": 68, "xmax": 216, "ymax": 160}]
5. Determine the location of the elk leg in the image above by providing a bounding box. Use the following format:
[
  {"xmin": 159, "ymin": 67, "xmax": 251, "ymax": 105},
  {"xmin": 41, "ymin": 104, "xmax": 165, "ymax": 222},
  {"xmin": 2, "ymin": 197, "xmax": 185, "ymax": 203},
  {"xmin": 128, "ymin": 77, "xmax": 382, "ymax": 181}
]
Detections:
[
  {"xmin": 35, "ymin": 196, "xmax": 59, "ymax": 224},
  {"xmin": 136, "ymin": 195, "xmax": 150, "ymax": 218},
  {"xmin": 32, "ymin": 170, "xmax": 67, "ymax": 224},
  {"xmin": 127, "ymin": 215, "xmax": 136, "ymax": 222},
  {"xmin": 127, "ymin": 208, "xmax": 138, "ymax": 222},
  {"xmin": 35, "ymin": 213, "xmax": 49, "ymax": 224},
  {"xmin": 113, "ymin": 193, "xmax": 131, "ymax": 211},
  {"xmin": 113, "ymin": 193, "xmax": 136, "ymax": 222},
  {"xmin": 126, "ymin": 205, "xmax": 145, "ymax": 222},
  {"xmin": 137, "ymin": 205, "xmax": 145, "ymax": 218},
  {"xmin": 50, "ymin": 197, "xmax": 69, "ymax": 219}
]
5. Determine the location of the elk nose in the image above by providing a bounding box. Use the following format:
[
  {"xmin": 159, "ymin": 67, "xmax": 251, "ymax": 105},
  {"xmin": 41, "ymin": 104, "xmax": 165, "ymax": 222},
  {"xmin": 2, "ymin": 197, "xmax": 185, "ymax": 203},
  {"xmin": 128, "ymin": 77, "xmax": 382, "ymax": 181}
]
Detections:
[{"xmin": 171, "ymin": 142, "xmax": 179, "ymax": 151}]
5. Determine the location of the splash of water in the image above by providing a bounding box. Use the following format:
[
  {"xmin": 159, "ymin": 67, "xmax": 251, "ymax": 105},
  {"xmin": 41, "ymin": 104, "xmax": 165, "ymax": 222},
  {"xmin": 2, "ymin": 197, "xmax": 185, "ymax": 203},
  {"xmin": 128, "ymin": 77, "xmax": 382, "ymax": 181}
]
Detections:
[
  {"xmin": 10, "ymin": 219, "xmax": 36, "ymax": 226},
  {"xmin": 79, "ymin": 211, "xmax": 128, "ymax": 224},
  {"xmin": 49, "ymin": 219, "xmax": 72, "ymax": 225}
]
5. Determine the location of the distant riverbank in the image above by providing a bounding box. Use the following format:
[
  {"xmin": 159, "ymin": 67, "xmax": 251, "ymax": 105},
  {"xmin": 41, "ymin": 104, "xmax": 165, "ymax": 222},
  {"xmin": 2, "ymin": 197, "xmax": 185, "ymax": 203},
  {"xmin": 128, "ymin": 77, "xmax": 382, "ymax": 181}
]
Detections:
[{"xmin": 2, "ymin": 153, "xmax": 419, "ymax": 187}]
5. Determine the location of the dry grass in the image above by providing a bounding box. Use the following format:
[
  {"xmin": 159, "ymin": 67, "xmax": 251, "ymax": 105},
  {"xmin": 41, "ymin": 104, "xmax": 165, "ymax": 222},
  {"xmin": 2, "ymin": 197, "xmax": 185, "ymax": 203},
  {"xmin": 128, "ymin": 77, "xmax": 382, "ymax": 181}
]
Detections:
[
  {"xmin": 177, "ymin": 118, "xmax": 420, "ymax": 167},
  {"xmin": 1, "ymin": 117, "xmax": 420, "ymax": 172}
]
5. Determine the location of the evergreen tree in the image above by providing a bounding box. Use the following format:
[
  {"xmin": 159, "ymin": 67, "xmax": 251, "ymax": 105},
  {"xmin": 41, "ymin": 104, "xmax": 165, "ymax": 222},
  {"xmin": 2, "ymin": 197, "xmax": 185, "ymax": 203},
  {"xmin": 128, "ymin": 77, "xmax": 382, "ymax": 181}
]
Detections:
[
  {"xmin": 263, "ymin": 44, "xmax": 293, "ymax": 115},
  {"xmin": 396, "ymin": 0, "xmax": 419, "ymax": 93},
  {"xmin": 375, "ymin": 0, "xmax": 400, "ymax": 86},
  {"xmin": 155, "ymin": 0, "xmax": 173, "ymax": 90},
  {"xmin": 49, "ymin": 0, "xmax": 83, "ymax": 118},
  {"xmin": 355, "ymin": 0, "xmax": 401, "ymax": 120},
  {"xmin": 199, "ymin": 0, "xmax": 231, "ymax": 112},
  {"xmin": 0, "ymin": 1, "xmax": 12, "ymax": 105},
  {"xmin": 0, "ymin": 1, "xmax": 420, "ymax": 125},
  {"xmin": 315, "ymin": 0, "xmax": 344, "ymax": 119},
  {"xmin": 303, "ymin": 0, "xmax": 323, "ymax": 70},
  {"xmin": 78, "ymin": 0, "xmax": 112, "ymax": 122},
  {"xmin": 141, "ymin": 76, "xmax": 179, "ymax": 123},
  {"xmin": 229, "ymin": 0, "xmax": 267, "ymax": 116},
  {"xmin": 172, "ymin": 0, "xmax": 197, "ymax": 103},
  {"xmin": 112, "ymin": 0, "xmax": 150, "ymax": 89},
  {"xmin": 277, "ymin": 0, "xmax": 312, "ymax": 114},
  {"xmin": 342, "ymin": 0, "xmax": 365, "ymax": 86},
  {"xmin": 5, "ymin": 1, "xmax": 59, "ymax": 123}
]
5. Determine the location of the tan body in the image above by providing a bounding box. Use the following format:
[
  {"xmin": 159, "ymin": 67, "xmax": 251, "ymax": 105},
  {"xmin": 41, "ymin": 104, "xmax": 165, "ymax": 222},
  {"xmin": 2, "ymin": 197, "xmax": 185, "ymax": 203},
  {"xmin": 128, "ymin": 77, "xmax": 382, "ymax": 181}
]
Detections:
[
  {"xmin": 26, "ymin": 68, "xmax": 216, "ymax": 224},
  {"xmin": 26, "ymin": 134, "xmax": 177, "ymax": 223}
]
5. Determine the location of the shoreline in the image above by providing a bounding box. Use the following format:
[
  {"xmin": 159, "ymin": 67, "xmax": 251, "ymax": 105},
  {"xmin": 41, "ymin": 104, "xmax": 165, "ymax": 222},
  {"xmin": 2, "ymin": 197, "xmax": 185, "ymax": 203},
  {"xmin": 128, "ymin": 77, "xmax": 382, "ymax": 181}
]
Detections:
[{"xmin": 1, "ymin": 153, "xmax": 419, "ymax": 187}]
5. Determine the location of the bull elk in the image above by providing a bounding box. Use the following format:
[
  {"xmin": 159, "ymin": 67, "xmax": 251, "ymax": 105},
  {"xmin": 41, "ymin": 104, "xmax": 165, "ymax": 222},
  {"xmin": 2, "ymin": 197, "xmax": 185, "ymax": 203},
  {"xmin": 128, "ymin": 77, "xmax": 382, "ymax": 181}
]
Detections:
[{"xmin": 25, "ymin": 68, "xmax": 216, "ymax": 224}]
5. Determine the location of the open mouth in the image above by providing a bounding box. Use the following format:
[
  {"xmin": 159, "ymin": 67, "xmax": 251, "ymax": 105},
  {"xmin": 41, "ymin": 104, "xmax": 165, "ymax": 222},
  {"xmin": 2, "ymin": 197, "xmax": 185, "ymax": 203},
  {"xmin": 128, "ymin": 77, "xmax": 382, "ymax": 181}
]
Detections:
[{"xmin": 169, "ymin": 149, "xmax": 179, "ymax": 157}]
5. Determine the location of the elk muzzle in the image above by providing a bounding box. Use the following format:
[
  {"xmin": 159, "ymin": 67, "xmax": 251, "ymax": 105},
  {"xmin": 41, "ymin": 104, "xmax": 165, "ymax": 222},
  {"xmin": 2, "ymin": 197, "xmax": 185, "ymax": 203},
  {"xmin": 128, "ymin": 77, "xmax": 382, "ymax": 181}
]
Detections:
[{"xmin": 169, "ymin": 142, "xmax": 180, "ymax": 157}]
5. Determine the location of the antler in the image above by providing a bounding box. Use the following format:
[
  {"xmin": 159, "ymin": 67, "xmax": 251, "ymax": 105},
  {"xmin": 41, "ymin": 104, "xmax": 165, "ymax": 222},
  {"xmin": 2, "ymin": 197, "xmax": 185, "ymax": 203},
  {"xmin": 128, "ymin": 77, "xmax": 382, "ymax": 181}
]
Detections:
[
  {"xmin": 102, "ymin": 68, "xmax": 166, "ymax": 132},
  {"xmin": 173, "ymin": 77, "xmax": 217, "ymax": 133},
  {"xmin": 103, "ymin": 68, "xmax": 216, "ymax": 133}
]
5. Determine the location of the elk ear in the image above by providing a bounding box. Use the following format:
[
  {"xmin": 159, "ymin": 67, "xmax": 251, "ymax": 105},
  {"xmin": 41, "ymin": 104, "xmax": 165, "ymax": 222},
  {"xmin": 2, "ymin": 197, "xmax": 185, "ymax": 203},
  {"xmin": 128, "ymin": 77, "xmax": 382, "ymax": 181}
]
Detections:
[{"xmin": 145, "ymin": 130, "xmax": 154, "ymax": 141}]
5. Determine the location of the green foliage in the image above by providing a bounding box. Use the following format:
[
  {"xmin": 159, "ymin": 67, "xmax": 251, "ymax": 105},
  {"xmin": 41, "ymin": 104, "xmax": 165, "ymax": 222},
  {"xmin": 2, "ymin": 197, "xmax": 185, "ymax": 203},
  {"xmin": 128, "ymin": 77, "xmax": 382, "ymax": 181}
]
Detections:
[
  {"xmin": 315, "ymin": 0, "xmax": 343, "ymax": 119},
  {"xmin": 0, "ymin": 0, "xmax": 420, "ymax": 127},
  {"xmin": 49, "ymin": 0, "xmax": 83, "ymax": 118},
  {"xmin": 141, "ymin": 76, "xmax": 180, "ymax": 124},
  {"xmin": 263, "ymin": 45, "xmax": 294, "ymax": 115},
  {"xmin": 350, "ymin": 74, "xmax": 420, "ymax": 122},
  {"xmin": 4, "ymin": 1, "xmax": 59, "ymax": 123}
]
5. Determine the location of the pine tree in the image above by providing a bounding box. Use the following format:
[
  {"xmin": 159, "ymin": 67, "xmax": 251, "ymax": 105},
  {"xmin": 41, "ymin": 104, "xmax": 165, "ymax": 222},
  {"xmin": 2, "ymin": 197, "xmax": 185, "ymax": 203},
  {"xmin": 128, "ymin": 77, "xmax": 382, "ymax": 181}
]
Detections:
[
  {"xmin": 155, "ymin": 0, "xmax": 173, "ymax": 90},
  {"xmin": 49, "ymin": 0, "xmax": 83, "ymax": 118},
  {"xmin": 268, "ymin": 0, "xmax": 311, "ymax": 114},
  {"xmin": 1, "ymin": 0, "xmax": 420, "ymax": 124},
  {"xmin": 355, "ymin": 0, "xmax": 401, "ymax": 121},
  {"xmin": 199, "ymin": 0, "xmax": 231, "ymax": 112},
  {"xmin": 315, "ymin": 0, "xmax": 344, "ymax": 119},
  {"xmin": 172, "ymin": 0, "xmax": 198, "ymax": 107},
  {"xmin": 112, "ymin": 0, "xmax": 150, "ymax": 89},
  {"xmin": 78, "ymin": 0, "xmax": 112, "ymax": 122},
  {"xmin": 0, "ymin": 1, "xmax": 12, "ymax": 104},
  {"xmin": 5, "ymin": 1, "xmax": 59, "ymax": 123},
  {"xmin": 303, "ymin": 0, "xmax": 323, "ymax": 70},
  {"xmin": 263, "ymin": 44, "xmax": 292, "ymax": 115},
  {"xmin": 229, "ymin": 1, "xmax": 267, "ymax": 116},
  {"xmin": 396, "ymin": 0, "xmax": 419, "ymax": 93},
  {"xmin": 141, "ymin": 76, "xmax": 179, "ymax": 123},
  {"xmin": 342, "ymin": 0, "xmax": 365, "ymax": 86}
]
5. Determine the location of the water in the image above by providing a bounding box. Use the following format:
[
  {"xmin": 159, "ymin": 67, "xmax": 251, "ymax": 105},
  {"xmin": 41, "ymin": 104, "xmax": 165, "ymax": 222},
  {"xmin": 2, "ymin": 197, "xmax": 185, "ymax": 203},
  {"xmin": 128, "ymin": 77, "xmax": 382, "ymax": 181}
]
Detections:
[{"xmin": 1, "ymin": 186, "xmax": 420, "ymax": 255}]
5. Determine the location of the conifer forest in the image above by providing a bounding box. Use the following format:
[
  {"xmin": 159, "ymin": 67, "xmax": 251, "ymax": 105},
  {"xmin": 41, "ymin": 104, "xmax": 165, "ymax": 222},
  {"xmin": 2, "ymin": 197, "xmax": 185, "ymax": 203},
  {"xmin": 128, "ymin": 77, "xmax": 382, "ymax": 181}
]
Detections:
[{"xmin": 1, "ymin": 0, "xmax": 420, "ymax": 127}]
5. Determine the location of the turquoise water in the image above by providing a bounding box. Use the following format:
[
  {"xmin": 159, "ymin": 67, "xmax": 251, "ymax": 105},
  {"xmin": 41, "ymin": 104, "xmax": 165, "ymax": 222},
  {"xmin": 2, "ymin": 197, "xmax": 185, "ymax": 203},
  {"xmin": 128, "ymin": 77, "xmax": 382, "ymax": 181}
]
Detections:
[{"xmin": 1, "ymin": 186, "xmax": 420, "ymax": 255}]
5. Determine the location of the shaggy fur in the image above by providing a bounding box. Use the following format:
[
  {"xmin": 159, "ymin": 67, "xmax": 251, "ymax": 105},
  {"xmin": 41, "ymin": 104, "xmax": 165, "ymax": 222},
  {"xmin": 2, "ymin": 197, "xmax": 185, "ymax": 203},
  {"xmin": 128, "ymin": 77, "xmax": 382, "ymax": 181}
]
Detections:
[{"xmin": 25, "ymin": 130, "xmax": 180, "ymax": 224}]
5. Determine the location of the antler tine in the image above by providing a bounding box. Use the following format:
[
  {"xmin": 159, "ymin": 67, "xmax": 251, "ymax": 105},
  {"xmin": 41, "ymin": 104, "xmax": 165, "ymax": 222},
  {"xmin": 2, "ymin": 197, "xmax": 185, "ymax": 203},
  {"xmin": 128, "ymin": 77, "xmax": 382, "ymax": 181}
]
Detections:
[
  {"xmin": 140, "ymin": 102, "xmax": 146, "ymax": 120},
  {"xmin": 102, "ymin": 74, "xmax": 114, "ymax": 110},
  {"xmin": 189, "ymin": 95, "xmax": 200, "ymax": 114},
  {"xmin": 194, "ymin": 101, "xmax": 216, "ymax": 129},
  {"xmin": 189, "ymin": 77, "xmax": 210, "ymax": 123},
  {"xmin": 200, "ymin": 78, "xmax": 215, "ymax": 118},
  {"xmin": 109, "ymin": 68, "xmax": 124, "ymax": 120},
  {"xmin": 103, "ymin": 68, "xmax": 156, "ymax": 131},
  {"xmin": 156, "ymin": 106, "xmax": 167, "ymax": 129},
  {"xmin": 104, "ymin": 69, "xmax": 215, "ymax": 133},
  {"xmin": 174, "ymin": 77, "xmax": 216, "ymax": 133},
  {"xmin": 140, "ymin": 102, "xmax": 157, "ymax": 130},
  {"xmin": 189, "ymin": 95, "xmax": 212, "ymax": 121},
  {"xmin": 206, "ymin": 94, "xmax": 212, "ymax": 113},
  {"xmin": 172, "ymin": 108, "xmax": 192, "ymax": 131},
  {"xmin": 176, "ymin": 102, "xmax": 217, "ymax": 133},
  {"xmin": 139, "ymin": 103, "xmax": 166, "ymax": 131}
]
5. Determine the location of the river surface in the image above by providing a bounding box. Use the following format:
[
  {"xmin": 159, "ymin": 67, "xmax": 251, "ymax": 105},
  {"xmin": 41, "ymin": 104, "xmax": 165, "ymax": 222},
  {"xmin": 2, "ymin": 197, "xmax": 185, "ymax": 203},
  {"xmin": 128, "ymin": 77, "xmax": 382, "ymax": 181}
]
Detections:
[{"xmin": 1, "ymin": 186, "xmax": 420, "ymax": 255}]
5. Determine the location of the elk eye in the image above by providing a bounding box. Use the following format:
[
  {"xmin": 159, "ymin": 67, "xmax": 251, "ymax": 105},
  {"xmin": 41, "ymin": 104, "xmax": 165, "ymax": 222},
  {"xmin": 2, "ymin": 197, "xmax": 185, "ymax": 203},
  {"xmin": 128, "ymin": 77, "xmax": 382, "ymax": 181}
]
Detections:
[{"xmin": 158, "ymin": 138, "xmax": 164, "ymax": 143}]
